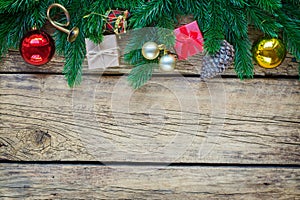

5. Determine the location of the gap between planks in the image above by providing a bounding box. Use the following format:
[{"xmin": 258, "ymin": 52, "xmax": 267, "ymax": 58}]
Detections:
[{"xmin": 1, "ymin": 160, "xmax": 300, "ymax": 168}]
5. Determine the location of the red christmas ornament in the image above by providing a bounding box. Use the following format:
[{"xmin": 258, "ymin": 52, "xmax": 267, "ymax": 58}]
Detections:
[{"xmin": 20, "ymin": 30, "xmax": 55, "ymax": 66}]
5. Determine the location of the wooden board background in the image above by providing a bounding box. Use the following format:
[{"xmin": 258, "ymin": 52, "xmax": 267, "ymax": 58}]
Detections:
[
  {"xmin": 0, "ymin": 74, "xmax": 299, "ymax": 165},
  {"xmin": 1, "ymin": 164, "xmax": 299, "ymax": 199},
  {"xmin": 0, "ymin": 21, "xmax": 299, "ymax": 199}
]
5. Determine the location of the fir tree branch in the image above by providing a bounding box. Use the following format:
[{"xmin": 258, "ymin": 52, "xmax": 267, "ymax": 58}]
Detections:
[
  {"xmin": 7, "ymin": 0, "xmax": 42, "ymax": 13},
  {"xmin": 253, "ymin": 0, "xmax": 282, "ymax": 13},
  {"xmin": 54, "ymin": 30, "xmax": 68, "ymax": 56},
  {"xmin": 57, "ymin": 0, "xmax": 89, "ymax": 87},
  {"xmin": 0, "ymin": 0, "xmax": 299, "ymax": 87},
  {"xmin": 292, "ymin": 0, "xmax": 299, "ymax": 4},
  {"xmin": 0, "ymin": 0, "xmax": 14, "ymax": 13},
  {"xmin": 229, "ymin": 0, "xmax": 248, "ymax": 8},
  {"xmin": 174, "ymin": 0, "xmax": 188, "ymax": 15},
  {"xmin": 113, "ymin": 0, "xmax": 140, "ymax": 10},
  {"xmin": 124, "ymin": 25, "xmax": 174, "ymax": 89},
  {"xmin": 176, "ymin": 0, "xmax": 206, "ymax": 15},
  {"xmin": 0, "ymin": 14, "xmax": 15, "ymax": 57},
  {"xmin": 246, "ymin": 5, "xmax": 282, "ymax": 37},
  {"xmin": 282, "ymin": 2, "xmax": 300, "ymax": 22},
  {"xmin": 43, "ymin": 1, "xmax": 90, "ymax": 86},
  {"xmin": 124, "ymin": 28, "xmax": 158, "ymax": 65},
  {"xmin": 223, "ymin": 2, "xmax": 254, "ymax": 78},
  {"xmin": 156, "ymin": 17, "xmax": 175, "ymax": 49},
  {"xmin": 0, "ymin": 1, "xmax": 47, "ymax": 55},
  {"xmin": 223, "ymin": 2, "xmax": 248, "ymax": 38},
  {"xmin": 231, "ymin": 34, "xmax": 253, "ymax": 79},
  {"xmin": 187, "ymin": 0, "xmax": 209, "ymax": 32},
  {"xmin": 63, "ymin": 30, "xmax": 86, "ymax": 87},
  {"xmin": 204, "ymin": 0, "xmax": 224, "ymax": 54},
  {"xmin": 124, "ymin": 0, "xmax": 177, "ymax": 89},
  {"xmin": 128, "ymin": 62, "xmax": 156, "ymax": 89},
  {"xmin": 278, "ymin": 11, "xmax": 300, "ymax": 60},
  {"xmin": 82, "ymin": 1, "xmax": 107, "ymax": 44},
  {"xmin": 284, "ymin": 0, "xmax": 300, "ymax": 5},
  {"xmin": 129, "ymin": 0, "xmax": 173, "ymax": 29}
]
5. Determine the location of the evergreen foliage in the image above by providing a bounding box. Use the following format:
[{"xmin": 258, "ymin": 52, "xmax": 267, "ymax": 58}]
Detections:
[{"xmin": 0, "ymin": 0, "xmax": 299, "ymax": 88}]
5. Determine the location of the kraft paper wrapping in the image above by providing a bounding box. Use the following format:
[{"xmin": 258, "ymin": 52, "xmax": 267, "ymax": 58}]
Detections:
[{"xmin": 85, "ymin": 35, "xmax": 120, "ymax": 69}]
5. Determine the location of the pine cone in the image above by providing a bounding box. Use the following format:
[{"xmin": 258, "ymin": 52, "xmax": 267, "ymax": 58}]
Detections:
[{"xmin": 200, "ymin": 40, "xmax": 235, "ymax": 79}]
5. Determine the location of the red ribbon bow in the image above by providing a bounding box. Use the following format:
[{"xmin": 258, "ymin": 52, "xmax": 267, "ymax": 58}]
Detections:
[{"xmin": 175, "ymin": 22, "xmax": 203, "ymax": 60}]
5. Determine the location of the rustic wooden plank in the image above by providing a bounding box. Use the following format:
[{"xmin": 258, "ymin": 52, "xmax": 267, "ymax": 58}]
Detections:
[
  {"xmin": 1, "ymin": 17, "xmax": 299, "ymax": 75},
  {"xmin": 1, "ymin": 49, "xmax": 298, "ymax": 76},
  {"xmin": 0, "ymin": 163, "xmax": 299, "ymax": 199},
  {"xmin": 0, "ymin": 74, "xmax": 299, "ymax": 163}
]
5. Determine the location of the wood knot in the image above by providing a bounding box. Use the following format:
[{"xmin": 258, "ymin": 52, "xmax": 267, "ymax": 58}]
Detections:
[
  {"xmin": 34, "ymin": 130, "xmax": 50, "ymax": 145},
  {"xmin": 31, "ymin": 130, "xmax": 51, "ymax": 151},
  {"xmin": 17, "ymin": 129, "xmax": 52, "ymax": 152}
]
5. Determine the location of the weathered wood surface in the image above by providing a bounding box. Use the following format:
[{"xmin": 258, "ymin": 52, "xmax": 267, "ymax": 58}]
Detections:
[
  {"xmin": 1, "ymin": 19, "xmax": 299, "ymax": 76},
  {"xmin": 1, "ymin": 49, "xmax": 299, "ymax": 76},
  {"xmin": 0, "ymin": 164, "xmax": 299, "ymax": 199},
  {"xmin": 1, "ymin": 74, "xmax": 299, "ymax": 163},
  {"xmin": 0, "ymin": 15, "xmax": 299, "ymax": 199}
]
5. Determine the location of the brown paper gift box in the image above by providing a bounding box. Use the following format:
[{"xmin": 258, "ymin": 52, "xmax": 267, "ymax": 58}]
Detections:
[{"xmin": 85, "ymin": 35, "xmax": 120, "ymax": 69}]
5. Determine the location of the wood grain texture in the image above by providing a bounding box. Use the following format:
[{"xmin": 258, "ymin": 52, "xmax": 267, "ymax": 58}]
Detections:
[
  {"xmin": 1, "ymin": 74, "xmax": 299, "ymax": 163},
  {"xmin": 0, "ymin": 163, "xmax": 299, "ymax": 199},
  {"xmin": 1, "ymin": 48, "xmax": 299, "ymax": 76},
  {"xmin": 1, "ymin": 16, "xmax": 299, "ymax": 200}
]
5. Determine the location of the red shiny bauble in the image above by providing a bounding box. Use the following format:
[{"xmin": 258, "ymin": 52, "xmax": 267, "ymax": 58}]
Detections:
[{"xmin": 20, "ymin": 30, "xmax": 55, "ymax": 66}]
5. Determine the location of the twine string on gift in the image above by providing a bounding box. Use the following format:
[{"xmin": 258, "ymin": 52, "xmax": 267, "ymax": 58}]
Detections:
[{"xmin": 87, "ymin": 47, "xmax": 120, "ymax": 68}]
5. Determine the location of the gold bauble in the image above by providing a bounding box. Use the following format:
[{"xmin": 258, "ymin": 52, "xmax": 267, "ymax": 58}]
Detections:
[
  {"xmin": 252, "ymin": 38, "xmax": 286, "ymax": 69},
  {"xmin": 159, "ymin": 54, "xmax": 176, "ymax": 71},
  {"xmin": 141, "ymin": 42, "xmax": 160, "ymax": 60}
]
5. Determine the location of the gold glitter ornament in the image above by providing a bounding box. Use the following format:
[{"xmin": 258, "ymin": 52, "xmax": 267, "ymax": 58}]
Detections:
[{"xmin": 252, "ymin": 38, "xmax": 286, "ymax": 69}]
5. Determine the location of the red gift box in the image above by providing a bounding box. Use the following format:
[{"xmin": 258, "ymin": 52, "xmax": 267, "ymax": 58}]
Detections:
[{"xmin": 174, "ymin": 21, "xmax": 204, "ymax": 60}]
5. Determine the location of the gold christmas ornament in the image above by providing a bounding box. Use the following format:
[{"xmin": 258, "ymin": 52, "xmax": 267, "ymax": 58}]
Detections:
[
  {"xmin": 252, "ymin": 38, "xmax": 286, "ymax": 69},
  {"xmin": 141, "ymin": 42, "xmax": 160, "ymax": 60},
  {"xmin": 159, "ymin": 54, "xmax": 176, "ymax": 71}
]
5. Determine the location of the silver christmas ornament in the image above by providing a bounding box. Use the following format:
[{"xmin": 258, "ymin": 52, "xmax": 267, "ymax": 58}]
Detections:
[
  {"xmin": 142, "ymin": 42, "xmax": 160, "ymax": 60},
  {"xmin": 159, "ymin": 54, "xmax": 176, "ymax": 71}
]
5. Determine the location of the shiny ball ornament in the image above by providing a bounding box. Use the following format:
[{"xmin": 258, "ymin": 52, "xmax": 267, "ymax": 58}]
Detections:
[
  {"xmin": 142, "ymin": 42, "xmax": 160, "ymax": 60},
  {"xmin": 252, "ymin": 38, "xmax": 286, "ymax": 69},
  {"xmin": 159, "ymin": 54, "xmax": 176, "ymax": 71},
  {"xmin": 20, "ymin": 30, "xmax": 55, "ymax": 66}
]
